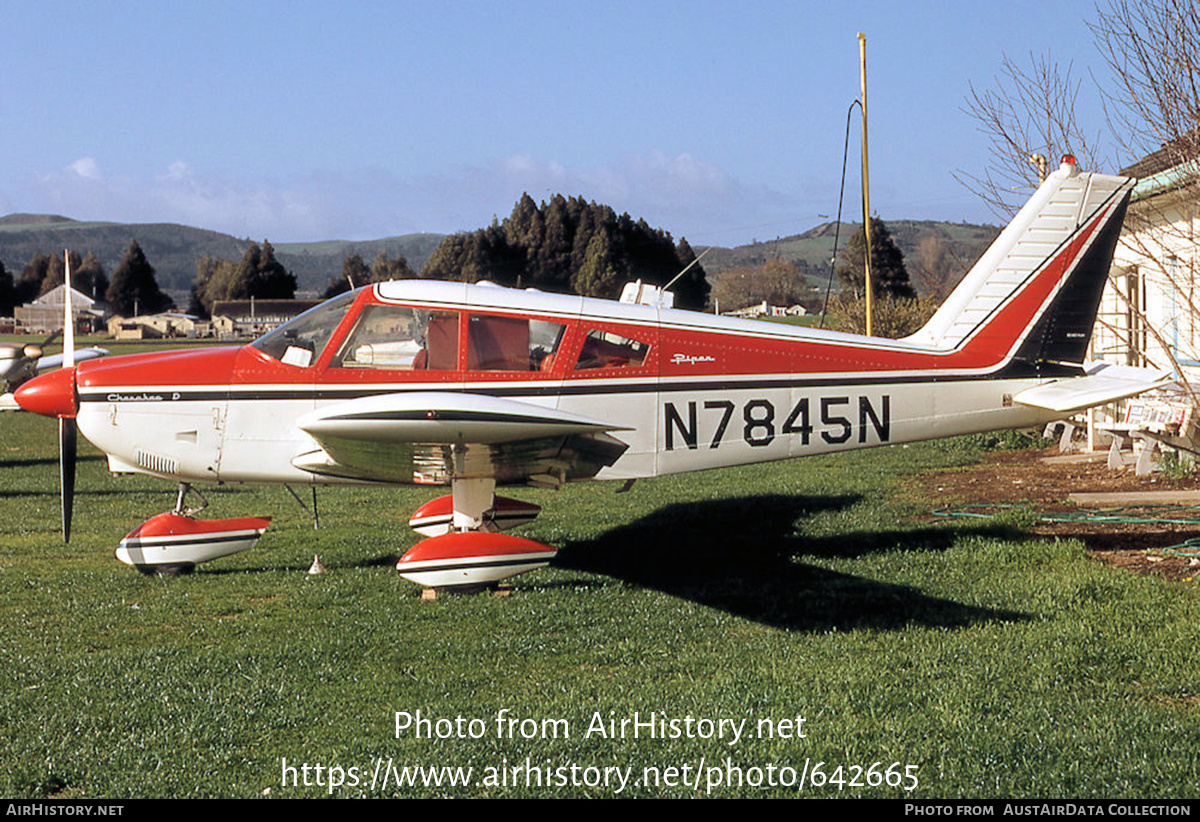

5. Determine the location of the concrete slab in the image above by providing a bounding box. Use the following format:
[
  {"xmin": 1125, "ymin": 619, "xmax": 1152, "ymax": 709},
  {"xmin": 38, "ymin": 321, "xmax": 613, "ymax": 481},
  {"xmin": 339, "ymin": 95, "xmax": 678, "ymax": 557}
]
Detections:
[
  {"xmin": 1041, "ymin": 452, "xmax": 1109, "ymax": 465},
  {"xmin": 1068, "ymin": 491, "xmax": 1200, "ymax": 507}
]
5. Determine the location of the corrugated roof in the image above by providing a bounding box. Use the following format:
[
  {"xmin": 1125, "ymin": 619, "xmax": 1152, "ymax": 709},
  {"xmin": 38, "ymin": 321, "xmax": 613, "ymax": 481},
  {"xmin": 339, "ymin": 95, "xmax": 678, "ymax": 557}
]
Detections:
[
  {"xmin": 1120, "ymin": 132, "xmax": 1200, "ymax": 178},
  {"xmin": 211, "ymin": 300, "xmax": 321, "ymax": 319}
]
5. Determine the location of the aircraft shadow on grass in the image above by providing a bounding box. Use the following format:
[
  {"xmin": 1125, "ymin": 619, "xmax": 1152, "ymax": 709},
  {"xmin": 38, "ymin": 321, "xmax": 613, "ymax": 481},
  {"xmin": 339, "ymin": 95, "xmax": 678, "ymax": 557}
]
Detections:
[
  {"xmin": 0, "ymin": 484, "xmax": 252, "ymax": 501},
  {"xmin": 0, "ymin": 455, "xmax": 105, "ymax": 470},
  {"xmin": 0, "ymin": 488, "xmax": 150, "ymax": 500},
  {"xmin": 554, "ymin": 494, "xmax": 1031, "ymax": 632}
]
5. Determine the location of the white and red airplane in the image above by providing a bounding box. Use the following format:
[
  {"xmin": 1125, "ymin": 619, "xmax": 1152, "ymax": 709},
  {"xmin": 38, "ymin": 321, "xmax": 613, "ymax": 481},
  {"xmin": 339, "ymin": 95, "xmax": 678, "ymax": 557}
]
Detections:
[{"xmin": 13, "ymin": 157, "xmax": 1169, "ymax": 586}]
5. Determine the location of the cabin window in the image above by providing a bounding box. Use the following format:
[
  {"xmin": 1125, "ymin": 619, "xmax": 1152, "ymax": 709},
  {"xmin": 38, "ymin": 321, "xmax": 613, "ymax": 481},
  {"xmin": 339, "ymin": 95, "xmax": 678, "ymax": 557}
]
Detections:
[
  {"xmin": 574, "ymin": 329, "xmax": 650, "ymax": 370},
  {"xmin": 251, "ymin": 290, "xmax": 356, "ymax": 366},
  {"xmin": 331, "ymin": 304, "xmax": 460, "ymax": 370},
  {"xmin": 466, "ymin": 314, "xmax": 566, "ymax": 372}
]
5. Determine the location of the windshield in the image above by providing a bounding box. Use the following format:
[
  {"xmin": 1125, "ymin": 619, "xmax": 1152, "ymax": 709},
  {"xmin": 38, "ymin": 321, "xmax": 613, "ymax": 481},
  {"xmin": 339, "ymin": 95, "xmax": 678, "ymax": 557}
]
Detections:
[{"xmin": 250, "ymin": 290, "xmax": 358, "ymax": 366}]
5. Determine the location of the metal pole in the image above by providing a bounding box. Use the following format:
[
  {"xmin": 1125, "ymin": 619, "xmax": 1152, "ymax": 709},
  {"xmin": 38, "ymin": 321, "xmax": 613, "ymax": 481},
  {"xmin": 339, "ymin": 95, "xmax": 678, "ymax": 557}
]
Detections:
[{"xmin": 858, "ymin": 32, "xmax": 873, "ymax": 336}]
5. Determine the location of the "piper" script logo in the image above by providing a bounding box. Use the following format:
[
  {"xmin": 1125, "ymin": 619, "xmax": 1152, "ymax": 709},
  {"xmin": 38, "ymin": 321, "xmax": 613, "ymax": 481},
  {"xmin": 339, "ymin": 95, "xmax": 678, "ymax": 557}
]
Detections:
[{"xmin": 671, "ymin": 353, "xmax": 717, "ymax": 365}]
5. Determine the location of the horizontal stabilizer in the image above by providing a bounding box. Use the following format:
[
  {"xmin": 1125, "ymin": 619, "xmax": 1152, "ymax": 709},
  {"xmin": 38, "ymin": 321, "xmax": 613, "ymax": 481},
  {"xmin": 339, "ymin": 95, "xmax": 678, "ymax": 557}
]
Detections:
[{"xmin": 1012, "ymin": 363, "xmax": 1173, "ymax": 414}]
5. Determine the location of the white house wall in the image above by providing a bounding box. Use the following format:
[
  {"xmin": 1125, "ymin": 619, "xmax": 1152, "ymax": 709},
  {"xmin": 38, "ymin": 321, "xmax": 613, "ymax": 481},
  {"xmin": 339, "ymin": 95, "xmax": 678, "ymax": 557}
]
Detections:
[{"xmin": 1096, "ymin": 192, "xmax": 1200, "ymax": 376}]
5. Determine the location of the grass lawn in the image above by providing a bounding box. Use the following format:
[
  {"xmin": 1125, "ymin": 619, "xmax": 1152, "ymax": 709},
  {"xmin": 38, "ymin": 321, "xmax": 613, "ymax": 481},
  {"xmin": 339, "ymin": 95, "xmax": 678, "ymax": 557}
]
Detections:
[{"xmin": 0, "ymin": 409, "xmax": 1197, "ymax": 798}]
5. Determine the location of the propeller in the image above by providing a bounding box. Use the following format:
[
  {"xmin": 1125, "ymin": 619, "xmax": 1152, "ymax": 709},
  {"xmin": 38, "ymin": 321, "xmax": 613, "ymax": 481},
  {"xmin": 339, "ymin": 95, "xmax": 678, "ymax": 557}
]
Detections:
[
  {"xmin": 18, "ymin": 328, "xmax": 62, "ymax": 364},
  {"xmin": 60, "ymin": 416, "xmax": 76, "ymax": 542},
  {"xmin": 59, "ymin": 251, "xmax": 77, "ymax": 542},
  {"xmin": 11, "ymin": 251, "xmax": 81, "ymax": 542},
  {"xmin": 26, "ymin": 328, "xmax": 63, "ymax": 361},
  {"xmin": 1, "ymin": 329, "xmax": 63, "ymax": 391}
]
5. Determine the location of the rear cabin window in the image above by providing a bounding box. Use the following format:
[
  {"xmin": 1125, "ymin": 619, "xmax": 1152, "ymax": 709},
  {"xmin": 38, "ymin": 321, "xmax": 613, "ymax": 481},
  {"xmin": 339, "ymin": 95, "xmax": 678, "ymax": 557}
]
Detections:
[
  {"xmin": 467, "ymin": 314, "xmax": 566, "ymax": 372},
  {"xmin": 575, "ymin": 329, "xmax": 650, "ymax": 370},
  {"xmin": 331, "ymin": 304, "xmax": 460, "ymax": 370}
]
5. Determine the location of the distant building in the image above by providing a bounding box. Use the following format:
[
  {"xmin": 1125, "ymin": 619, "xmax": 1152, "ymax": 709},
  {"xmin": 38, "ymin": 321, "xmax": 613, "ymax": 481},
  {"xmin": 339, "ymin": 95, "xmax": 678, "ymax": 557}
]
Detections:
[
  {"xmin": 722, "ymin": 301, "xmax": 806, "ymax": 319},
  {"xmin": 107, "ymin": 312, "xmax": 210, "ymax": 340},
  {"xmin": 14, "ymin": 284, "xmax": 109, "ymax": 334},
  {"xmin": 210, "ymin": 299, "xmax": 321, "ymax": 339}
]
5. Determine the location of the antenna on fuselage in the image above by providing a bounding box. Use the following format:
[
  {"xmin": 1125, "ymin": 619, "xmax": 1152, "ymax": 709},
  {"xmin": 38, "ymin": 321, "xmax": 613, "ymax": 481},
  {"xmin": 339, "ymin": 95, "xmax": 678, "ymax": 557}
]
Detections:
[{"xmin": 663, "ymin": 246, "xmax": 713, "ymax": 293}]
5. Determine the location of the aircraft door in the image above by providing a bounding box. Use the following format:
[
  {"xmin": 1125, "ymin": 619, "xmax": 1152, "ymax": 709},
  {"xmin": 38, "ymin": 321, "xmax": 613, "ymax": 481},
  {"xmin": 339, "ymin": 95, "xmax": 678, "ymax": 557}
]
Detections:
[{"xmin": 561, "ymin": 316, "xmax": 659, "ymax": 479}]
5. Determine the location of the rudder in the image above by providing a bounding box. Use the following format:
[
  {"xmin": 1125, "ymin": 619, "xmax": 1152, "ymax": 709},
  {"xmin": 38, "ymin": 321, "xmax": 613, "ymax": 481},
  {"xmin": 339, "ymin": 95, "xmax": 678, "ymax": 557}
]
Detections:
[{"xmin": 905, "ymin": 158, "xmax": 1134, "ymax": 373}]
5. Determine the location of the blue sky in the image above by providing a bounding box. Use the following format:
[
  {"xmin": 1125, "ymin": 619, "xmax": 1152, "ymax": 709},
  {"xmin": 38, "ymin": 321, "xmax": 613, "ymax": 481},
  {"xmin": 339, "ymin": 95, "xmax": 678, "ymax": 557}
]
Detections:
[{"xmin": 0, "ymin": 1, "xmax": 1116, "ymax": 246}]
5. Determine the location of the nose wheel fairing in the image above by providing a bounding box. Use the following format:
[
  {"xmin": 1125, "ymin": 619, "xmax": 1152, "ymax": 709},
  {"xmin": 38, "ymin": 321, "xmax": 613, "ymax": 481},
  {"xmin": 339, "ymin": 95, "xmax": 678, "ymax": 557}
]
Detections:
[{"xmin": 116, "ymin": 512, "xmax": 271, "ymax": 575}]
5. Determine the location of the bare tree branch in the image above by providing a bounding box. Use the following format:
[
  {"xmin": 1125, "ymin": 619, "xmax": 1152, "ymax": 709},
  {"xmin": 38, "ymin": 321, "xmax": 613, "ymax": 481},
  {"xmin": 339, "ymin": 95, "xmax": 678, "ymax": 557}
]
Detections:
[
  {"xmin": 955, "ymin": 53, "xmax": 1104, "ymax": 218},
  {"xmin": 1092, "ymin": 0, "xmax": 1200, "ymax": 167}
]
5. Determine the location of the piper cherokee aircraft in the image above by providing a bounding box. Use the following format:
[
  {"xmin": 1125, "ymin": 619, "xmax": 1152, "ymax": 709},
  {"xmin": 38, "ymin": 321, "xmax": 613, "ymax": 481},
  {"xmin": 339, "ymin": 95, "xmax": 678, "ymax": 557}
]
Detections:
[{"xmin": 13, "ymin": 157, "xmax": 1171, "ymax": 587}]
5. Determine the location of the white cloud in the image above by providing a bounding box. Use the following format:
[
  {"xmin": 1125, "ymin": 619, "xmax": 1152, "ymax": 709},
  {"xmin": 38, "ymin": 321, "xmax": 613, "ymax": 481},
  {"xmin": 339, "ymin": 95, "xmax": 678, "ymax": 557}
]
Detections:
[
  {"xmin": 67, "ymin": 157, "xmax": 102, "ymax": 180},
  {"xmin": 162, "ymin": 161, "xmax": 191, "ymax": 181},
  {"xmin": 17, "ymin": 151, "xmax": 807, "ymax": 245}
]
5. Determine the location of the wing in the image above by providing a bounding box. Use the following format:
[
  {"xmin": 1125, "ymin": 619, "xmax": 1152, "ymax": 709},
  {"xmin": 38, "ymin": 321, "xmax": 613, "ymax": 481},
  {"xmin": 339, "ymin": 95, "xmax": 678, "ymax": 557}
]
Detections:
[
  {"xmin": 292, "ymin": 391, "xmax": 631, "ymax": 487},
  {"xmin": 1012, "ymin": 362, "xmax": 1174, "ymax": 415}
]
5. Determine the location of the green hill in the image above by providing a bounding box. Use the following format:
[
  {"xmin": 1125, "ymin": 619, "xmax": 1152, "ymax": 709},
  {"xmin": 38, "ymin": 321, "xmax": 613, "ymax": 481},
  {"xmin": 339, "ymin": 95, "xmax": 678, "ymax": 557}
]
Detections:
[
  {"xmin": 272, "ymin": 235, "xmax": 445, "ymax": 291},
  {"xmin": 702, "ymin": 219, "xmax": 1002, "ymax": 300},
  {"xmin": 0, "ymin": 215, "xmax": 443, "ymax": 296},
  {"xmin": 0, "ymin": 213, "xmax": 998, "ymax": 308}
]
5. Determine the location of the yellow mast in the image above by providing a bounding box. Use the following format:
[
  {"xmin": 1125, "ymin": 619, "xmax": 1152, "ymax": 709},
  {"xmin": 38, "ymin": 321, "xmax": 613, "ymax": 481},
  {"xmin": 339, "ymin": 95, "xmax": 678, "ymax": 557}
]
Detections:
[{"xmin": 858, "ymin": 32, "xmax": 873, "ymax": 336}]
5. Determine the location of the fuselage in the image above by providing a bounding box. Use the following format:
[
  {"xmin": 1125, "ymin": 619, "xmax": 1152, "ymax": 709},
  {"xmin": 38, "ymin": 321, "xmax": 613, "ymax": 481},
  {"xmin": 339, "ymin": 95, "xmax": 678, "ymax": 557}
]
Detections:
[{"xmin": 70, "ymin": 279, "xmax": 1062, "ymax": 488}]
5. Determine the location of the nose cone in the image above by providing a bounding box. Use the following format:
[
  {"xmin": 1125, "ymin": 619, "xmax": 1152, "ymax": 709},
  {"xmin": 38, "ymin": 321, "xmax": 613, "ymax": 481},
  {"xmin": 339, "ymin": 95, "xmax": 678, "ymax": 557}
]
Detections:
[{"xmin": 14, "ymin": 366, "xmax": 77, "ymax": 418}]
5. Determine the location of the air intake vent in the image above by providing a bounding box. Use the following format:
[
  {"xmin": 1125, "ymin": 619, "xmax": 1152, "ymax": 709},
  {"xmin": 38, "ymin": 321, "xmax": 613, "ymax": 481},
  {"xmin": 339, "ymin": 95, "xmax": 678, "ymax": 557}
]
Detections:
[{"xmin": 136, "ymin": 450, "xmax": 179, "ymax": 476}]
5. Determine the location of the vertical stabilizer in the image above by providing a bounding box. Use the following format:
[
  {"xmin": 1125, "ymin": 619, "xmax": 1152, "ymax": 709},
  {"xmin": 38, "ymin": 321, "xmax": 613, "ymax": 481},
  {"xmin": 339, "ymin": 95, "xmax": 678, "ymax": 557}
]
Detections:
[{"xmin": 905, "ymin": 159, "xmax": 1133, "ymax": 370}]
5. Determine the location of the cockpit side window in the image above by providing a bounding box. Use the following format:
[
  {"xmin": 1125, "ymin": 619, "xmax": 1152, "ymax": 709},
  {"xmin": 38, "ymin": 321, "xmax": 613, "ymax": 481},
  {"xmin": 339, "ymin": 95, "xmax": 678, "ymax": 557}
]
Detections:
[
  {"xmin": 251, "ymin": 290, "xmax": 357, "ymax": 366},
  {"xmin": 467, "ymin": 314, "xmax": 566, "ymax": 372},
  {"xmin": 331, "ymin": 304, "xmax": 460, "ymax": 370},
  {"xmin": 574, "ymin": 329, "xmax": 650, "ymax": 370}
]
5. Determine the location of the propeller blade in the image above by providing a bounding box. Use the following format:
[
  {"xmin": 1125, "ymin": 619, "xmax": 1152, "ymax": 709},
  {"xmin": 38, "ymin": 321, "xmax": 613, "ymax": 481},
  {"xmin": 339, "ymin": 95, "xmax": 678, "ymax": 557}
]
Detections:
[
  {"xmin": 59, "ymin": 417, "xmax": 77, "ymax": 543},
  {"xmin": 63, "ymin": 250, "xmax": 75, "ymax": 369}
]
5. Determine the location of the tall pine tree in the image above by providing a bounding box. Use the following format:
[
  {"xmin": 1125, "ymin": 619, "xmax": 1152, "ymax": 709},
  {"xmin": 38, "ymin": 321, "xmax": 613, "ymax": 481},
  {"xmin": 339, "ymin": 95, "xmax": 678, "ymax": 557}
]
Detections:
[
  {"xmin": 419, "ymin": 194, "xmax": 710, "ymax": 308},
  {"xmin": 75, "ymin": 252, "xmax": 109, "ymax": 300},
  {"xmin": 370, "ymin": 250, "xmax": 415, "ymax": 282},
  {"xmin": 0, "ymin": 260, "xmax": 14, "ymax": 316},
  {"xmin": 106, "ymin": 241, "xmax": 173, "ymax": 316},
  {"xmin": 190, "ymin": 241, "xmax": 296, "ymax": 314},
  {"xmin": 835, "ymin": 218, "xmax": 916, "ymax": 300}
]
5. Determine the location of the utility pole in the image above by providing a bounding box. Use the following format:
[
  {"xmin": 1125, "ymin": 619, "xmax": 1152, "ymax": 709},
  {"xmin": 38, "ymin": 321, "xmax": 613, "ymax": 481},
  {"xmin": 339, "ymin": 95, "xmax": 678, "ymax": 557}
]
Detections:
[{"xmin": 858, "ymin": 31, "xmax": 873, "ymax": 336}]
